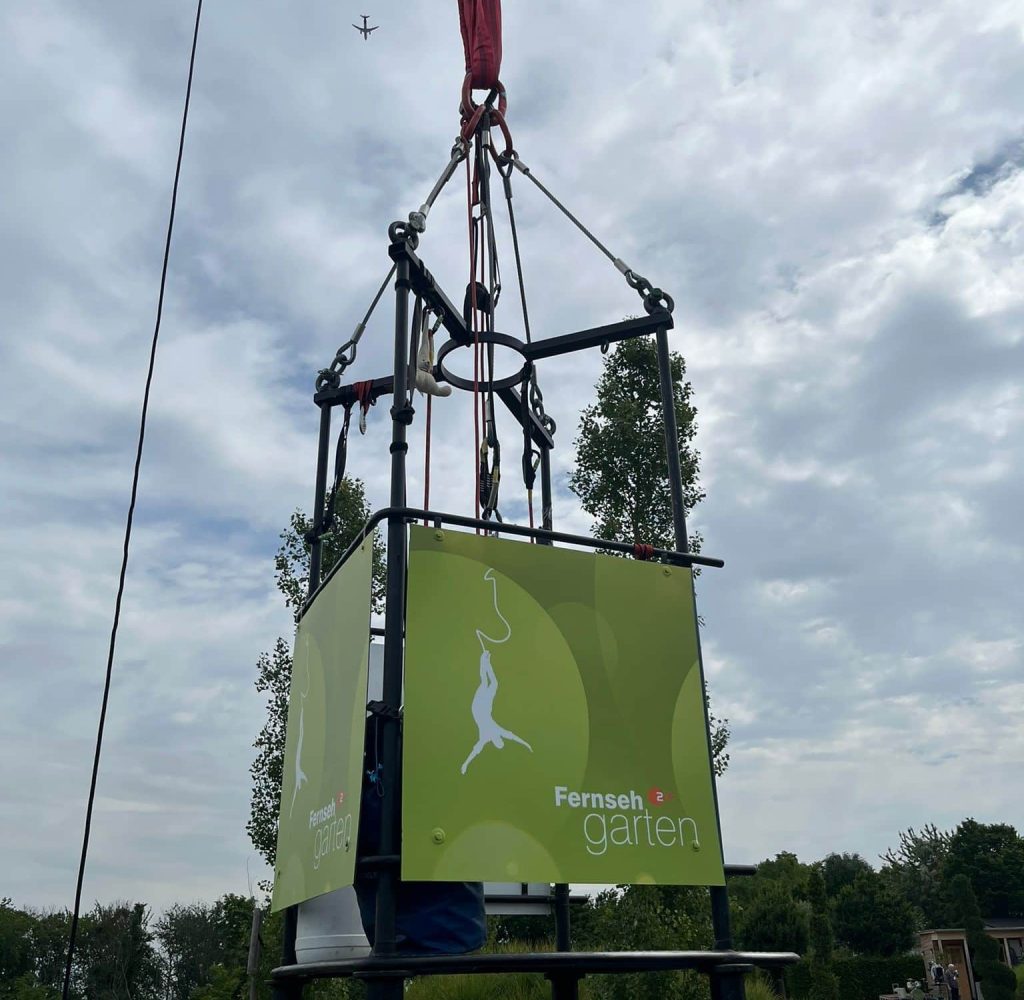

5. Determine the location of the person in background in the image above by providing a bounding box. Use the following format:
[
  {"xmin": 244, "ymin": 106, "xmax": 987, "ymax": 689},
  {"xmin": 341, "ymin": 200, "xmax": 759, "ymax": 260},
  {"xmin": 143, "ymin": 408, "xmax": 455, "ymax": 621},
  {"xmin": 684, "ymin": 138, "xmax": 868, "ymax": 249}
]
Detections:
[
  {"xmin": 946, "ymin": 964, "xmax": 960, "ymax": 1000},
  {"xmin": 932, "ymin": 961, "xmax": 946, "ymax": 997}
]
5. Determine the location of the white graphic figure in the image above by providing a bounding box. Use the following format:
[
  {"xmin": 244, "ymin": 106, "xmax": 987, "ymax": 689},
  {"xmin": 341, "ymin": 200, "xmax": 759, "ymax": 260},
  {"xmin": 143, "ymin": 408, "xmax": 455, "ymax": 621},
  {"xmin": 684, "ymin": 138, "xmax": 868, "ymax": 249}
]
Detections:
[
  {"xmin": 289, "ymin": 635, "xmax": 312, "ymax": 817},
  {"xmin": 460, "ymin": 568, "xmax": 533, "ymax": 774}
]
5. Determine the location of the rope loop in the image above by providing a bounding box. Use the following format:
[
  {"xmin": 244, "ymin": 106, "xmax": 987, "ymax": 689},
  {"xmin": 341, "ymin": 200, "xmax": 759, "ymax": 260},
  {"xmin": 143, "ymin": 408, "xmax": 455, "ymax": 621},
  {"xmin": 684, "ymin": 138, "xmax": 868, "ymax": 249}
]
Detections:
[{"xmin": 459, "ymin": 74, "xmax": 514, "ymax": 159}]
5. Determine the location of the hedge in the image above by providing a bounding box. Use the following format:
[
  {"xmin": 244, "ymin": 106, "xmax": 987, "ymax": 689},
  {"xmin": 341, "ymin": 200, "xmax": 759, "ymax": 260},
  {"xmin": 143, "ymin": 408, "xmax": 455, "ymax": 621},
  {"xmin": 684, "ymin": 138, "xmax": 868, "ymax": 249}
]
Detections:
[{"xmin": 786, "ymin": 956, "xmax": 926, "ymax": 1000}]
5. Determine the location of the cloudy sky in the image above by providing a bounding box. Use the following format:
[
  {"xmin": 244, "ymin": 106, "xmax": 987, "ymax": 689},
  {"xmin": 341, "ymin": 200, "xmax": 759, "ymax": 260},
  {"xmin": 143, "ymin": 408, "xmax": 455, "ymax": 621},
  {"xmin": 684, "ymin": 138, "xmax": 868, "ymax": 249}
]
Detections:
[{"xmin": 2, "ymin": 0, "xmax": 1022, "ymax": 914}]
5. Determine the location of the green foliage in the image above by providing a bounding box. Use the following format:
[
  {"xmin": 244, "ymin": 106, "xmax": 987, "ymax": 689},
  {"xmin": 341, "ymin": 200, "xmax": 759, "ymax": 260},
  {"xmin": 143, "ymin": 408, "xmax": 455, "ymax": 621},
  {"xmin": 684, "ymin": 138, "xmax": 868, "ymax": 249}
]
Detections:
[
  {"xmin": 807, "ymin": 871, "xmax": 839, "ymax": 1000},
  {"xmin": 74, "ymin": 901, "xmax": 161, "ymax": 1000},
  {"xmin": 974, "ymin": 961, "xmax": 1016, "ymax": 1000},
  {"xmin": 786, "ymin": 956, "xmax": 927, "ymax": 1000},
  {"xmin": 833, "ymin": 872, "xmax": 916, "ymax": 957},
  {"xmin": 569, "ymin": 336, "xmax": 730, "ymax": 777},
  {"xmin": 155, "ymin": 894, "xmax": 256, "ymax": 1000},
  {"xmin": 404, "ymin": 942, "xmax": 590, "ymax": 1000},
  {"xmin": 944, "ymin": 819, "xmax": 1024, "ymax": 919},
  {"xmin": 0, "ymin": 899, "xmax": 35, "ymax": 987},
  {"xmin": 248, "ymin": 479, "xmax": 385, "ymax": 871},
  {"xmin": 1013, "ymin": 964, "xmax": 1024, "ymax": 1000},
  {"xmin": 745, "ymin": 971, "xmax": 783, "ymax": 1000},
  {"xmin": 569, "ymin": 337, "xmax": 703, "ymax": 552},
  {"xmin": 881, "ymin": 824, "xmax": 953, "ymax": 929},
  {"xmin": 734, "ymin": 881, "xmax": 809, "ymax": 954},
  {"xmin": 819, "ymin": 854, "xmax": 874, "ymax": 900},
  {"xmin": 572, "ymin": 886, "xmax": 711, "ymax": 1000}
]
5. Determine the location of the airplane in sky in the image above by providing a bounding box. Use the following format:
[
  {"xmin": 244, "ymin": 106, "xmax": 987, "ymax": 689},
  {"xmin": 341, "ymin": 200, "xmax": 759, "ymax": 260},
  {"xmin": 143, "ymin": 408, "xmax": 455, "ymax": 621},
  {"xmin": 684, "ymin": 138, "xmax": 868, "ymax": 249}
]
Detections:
[{"xmin": 352, "ymin": 14, "xmax": 379, "ymax": 40}]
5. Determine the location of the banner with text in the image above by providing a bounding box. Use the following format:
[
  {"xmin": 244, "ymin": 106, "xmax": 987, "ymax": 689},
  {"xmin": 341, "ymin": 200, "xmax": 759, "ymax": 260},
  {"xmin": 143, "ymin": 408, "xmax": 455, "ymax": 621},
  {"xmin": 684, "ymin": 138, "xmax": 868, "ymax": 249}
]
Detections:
[
  {"xmin": 402, "ymin": 526, "xmax": 724, "ymax": 886},
  {"xmin": 271, "ymin": 542, "xmax": 372, "ymax": 912}
]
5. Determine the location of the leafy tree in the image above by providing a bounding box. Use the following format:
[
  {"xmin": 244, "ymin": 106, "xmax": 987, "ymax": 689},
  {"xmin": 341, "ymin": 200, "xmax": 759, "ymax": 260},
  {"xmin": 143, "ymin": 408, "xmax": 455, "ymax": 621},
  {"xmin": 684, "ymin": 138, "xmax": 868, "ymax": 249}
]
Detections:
[
  {"xmin": 570, "ymin": 336, "xmax": 729, "ymax": 776},
  {"xmin": 248, "ymin": 480, "xmax": 385, "ymax": 872},
  {"xmin": 881, "ymin": 824, "xmax": 952, "ymax": 929},
  {"xmin": 569, "ymin": 336, "xmax": 703, "ymax": 551},
  {"xmin": 944, "ymin": 819, "xmax": 1024, "ymax": 919},
  {"xmin": 807, "ymin": 871, "xmax": 839, "ymax": 1000},
  {"xmin": 154, "ymin": 894, "xmax": 256, "ymax": 1000},
  {"xmin": 948, "ymin": 874, "xmax": 1016, "ymax": 1000},
  {"xmin": 0, "ymin": 899, "xmax": 36, "ymax": 988},
  {"xmin": 832, "ymin": 872, "xmax": 915, "ymax": 957},
  {"xmin": 818, "ymin": 854, "xmax": 874, "ymax": 901},
  {"xmin": 75, "ymin": 901, "xmax": 161, "ymax": 1000},
  {"xmin": 729, "ymin": 853, "xmax": 813, "ymax": 914},
  {"xmin": 573, "ymin": 886, "xmax": 711, "ymax": 1000},
  {"xmin": 734, "ymin": 881, "xmax": 809, "ymax": 955}
]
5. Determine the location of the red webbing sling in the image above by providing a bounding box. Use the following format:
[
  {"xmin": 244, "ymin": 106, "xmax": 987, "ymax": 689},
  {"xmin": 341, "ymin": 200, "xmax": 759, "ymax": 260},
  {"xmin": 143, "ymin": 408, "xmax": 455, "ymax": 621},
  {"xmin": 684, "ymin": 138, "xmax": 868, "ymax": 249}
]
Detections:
[{"xmin": 458, "ymin": 0, "xmax": 502, "ymax": 90}]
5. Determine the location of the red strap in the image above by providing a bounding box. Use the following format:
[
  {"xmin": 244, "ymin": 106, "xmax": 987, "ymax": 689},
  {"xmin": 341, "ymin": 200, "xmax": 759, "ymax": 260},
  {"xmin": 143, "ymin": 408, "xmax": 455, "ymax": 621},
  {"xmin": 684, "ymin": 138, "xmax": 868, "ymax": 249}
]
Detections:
[
  {"xmin": 633, "ymin": 543, "xmax": 656, "ymax": 561},
  {"xmin": 459, "ymin": 0, "xmax": 502, "ymax": 90},
  {"xmin": 353, "ymin": 380, "xmax": 375, "ymax": 412}
]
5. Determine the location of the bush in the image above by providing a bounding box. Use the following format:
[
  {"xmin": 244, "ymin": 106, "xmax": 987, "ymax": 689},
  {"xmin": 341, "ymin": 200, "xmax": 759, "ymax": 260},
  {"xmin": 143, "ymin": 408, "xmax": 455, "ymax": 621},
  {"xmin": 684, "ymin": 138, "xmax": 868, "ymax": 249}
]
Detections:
[
  {"xmin": 746, "ymin": 971, "xmax": 782, "ymax": 1000},
  {"xmin": 974, "ymin": 959, "xmax": 1016, "ymax": 1000},
  {"xmin": 1013, "ymin": 964, "xmax": 1024, "ymax": 1000},
  {"xmin": 787, "ymin": 956, "xmax": 925, "ymax": 1000}
]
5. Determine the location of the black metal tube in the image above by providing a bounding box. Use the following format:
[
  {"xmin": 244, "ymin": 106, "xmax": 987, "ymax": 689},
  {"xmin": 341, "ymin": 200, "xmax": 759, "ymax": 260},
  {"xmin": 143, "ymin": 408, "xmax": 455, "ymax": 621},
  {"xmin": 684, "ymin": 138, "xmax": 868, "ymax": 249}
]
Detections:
[
  {"xmin": 367, "ymin": 252, "xmax": 413, "ymax": 1000},
  {"xmin": 540, "ymin": 446, "xmax": 553, "ymax": 539},
  {"xmin": 654, "ymin": 327, "xmax": 741, "ymax": 1000},
  {"xmin": 304, "ymin": 506, "xmax": 726, "ymax": 615},
  {"xmin": 307, "ymin": 404, "xmax": 332, "ymax": 598}
]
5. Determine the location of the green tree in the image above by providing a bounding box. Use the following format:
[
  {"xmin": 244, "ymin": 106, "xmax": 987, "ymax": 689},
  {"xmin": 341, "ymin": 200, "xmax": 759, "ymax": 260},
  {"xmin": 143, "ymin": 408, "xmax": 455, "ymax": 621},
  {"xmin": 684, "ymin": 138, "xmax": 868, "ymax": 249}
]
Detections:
[
  {"xmin": 569, "ymin": 337, "xmax": 703, "ymax": 551},
  {"xmin": 569, "ymin": 337, "xmax": 729, "ymax": 776},
  {"xmin": 881, "ymin": 824, "xmax": 952, "ymax": 929},
  {"xmin": 0, "ymin": 899, "xmax": 36, "ymax": 990},
  {"xmin": 248, "ymin": 480, "xmax": 385, "ymax": 872},
  {"xmin": 807, "ymin": 871, "xmax": 839, "ymax": 1000},
  {"xmin": 832, "ymin": 872, "xmax": 915, "ymax": 956},
  {"xmin": 734, "ymin": 881, "xmax": 809, "ymax": 955},
  {"xmin": 949, "ymin": 874, "xmax": 1016, "ymax": 1000},
  {"xmin": 944, "ymin": 820, "xmax": 1024, "ymax": 920},
  {"xmin": 574, "ymin": 886, "xmax": 711, "ymax": 1000},
  {"xmin": 818, "ymin": 854, "xmax": 874, "ymax": 901},
  {"xmin": 75, "ymin": 902, "xmax": 161, "ymax": 1000}
]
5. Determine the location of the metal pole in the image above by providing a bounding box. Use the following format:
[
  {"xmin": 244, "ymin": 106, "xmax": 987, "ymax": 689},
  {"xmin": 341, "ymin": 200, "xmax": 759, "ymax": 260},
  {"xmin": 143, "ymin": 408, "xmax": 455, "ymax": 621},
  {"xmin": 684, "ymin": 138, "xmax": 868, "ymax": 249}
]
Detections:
[
  {"xmin": 654, "ymin": 327, "xmax": 743, "ymax": 1000},
  {"xmin": 539, "ymin": 448, "xmax": 575, "ymax": 1000},
  {"xmin": 540, "ymin": 446, "xmax": 553, "ymax": 537},
  {"xmin": 308, "ymin": 404, "xmax": 332, "ymax": 593},
  {"xmin": 366, "ymin": 250, "xmax": 414, "ymax": 1000}
]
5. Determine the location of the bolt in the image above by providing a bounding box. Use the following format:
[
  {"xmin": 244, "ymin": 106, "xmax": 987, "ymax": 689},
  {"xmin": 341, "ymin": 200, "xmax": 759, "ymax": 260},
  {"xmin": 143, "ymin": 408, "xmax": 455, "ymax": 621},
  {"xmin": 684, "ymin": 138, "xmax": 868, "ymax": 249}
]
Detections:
[{"xmin": 431, "ymin": 828, "xmax": 446, "ymax": 844}]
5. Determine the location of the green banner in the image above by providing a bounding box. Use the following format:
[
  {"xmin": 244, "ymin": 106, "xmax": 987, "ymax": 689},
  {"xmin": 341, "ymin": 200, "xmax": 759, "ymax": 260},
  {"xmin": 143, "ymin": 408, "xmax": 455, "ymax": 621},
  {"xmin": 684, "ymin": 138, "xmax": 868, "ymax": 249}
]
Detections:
[
  {"xmin": 271, "ymin": 542, "xmax": 373, "ymax": 912},
  {"xmin": 402, "ymin": 526, "xmax": 724, "ymax": 886}
]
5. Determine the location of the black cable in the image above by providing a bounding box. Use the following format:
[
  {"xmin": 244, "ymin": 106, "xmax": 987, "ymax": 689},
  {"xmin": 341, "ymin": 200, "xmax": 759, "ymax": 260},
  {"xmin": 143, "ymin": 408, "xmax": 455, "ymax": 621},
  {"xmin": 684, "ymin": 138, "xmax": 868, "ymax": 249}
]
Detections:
[
  {"xmin": 61, "ymin": 2, "xmax": 203, "ymax": 996},
  {"xmin": 492, "ymin": 149, "xmax": 532, "ymax": 344}
]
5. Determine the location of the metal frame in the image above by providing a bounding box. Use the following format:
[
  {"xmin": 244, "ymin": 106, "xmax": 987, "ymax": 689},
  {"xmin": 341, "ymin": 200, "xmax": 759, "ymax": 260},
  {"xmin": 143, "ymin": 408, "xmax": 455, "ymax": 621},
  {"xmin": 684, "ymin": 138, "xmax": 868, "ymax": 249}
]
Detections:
[{"xmin": 271, "ymin": 223, "xmax": 795, "ymax": 999}]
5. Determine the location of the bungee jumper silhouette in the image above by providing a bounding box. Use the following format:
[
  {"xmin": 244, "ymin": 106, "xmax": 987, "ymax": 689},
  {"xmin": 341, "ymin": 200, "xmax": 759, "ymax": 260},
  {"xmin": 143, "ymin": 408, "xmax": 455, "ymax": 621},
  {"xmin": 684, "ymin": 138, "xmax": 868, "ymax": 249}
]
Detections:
[
  {"xmin": 289, "ymin": 635, "xmax": 311, "ymax": 817},
  {"xmin": 460, "ymin": 569, "xmax": 532, "ymax": 774}
]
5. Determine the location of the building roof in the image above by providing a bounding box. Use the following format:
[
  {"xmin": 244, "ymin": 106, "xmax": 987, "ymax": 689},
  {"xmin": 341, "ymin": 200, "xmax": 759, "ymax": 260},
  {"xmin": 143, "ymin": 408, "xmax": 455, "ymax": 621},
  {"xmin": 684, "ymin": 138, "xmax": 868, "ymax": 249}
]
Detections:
[{"xmin": 920, "ymin": 920, "xmax": 1024, "ymax": 935}]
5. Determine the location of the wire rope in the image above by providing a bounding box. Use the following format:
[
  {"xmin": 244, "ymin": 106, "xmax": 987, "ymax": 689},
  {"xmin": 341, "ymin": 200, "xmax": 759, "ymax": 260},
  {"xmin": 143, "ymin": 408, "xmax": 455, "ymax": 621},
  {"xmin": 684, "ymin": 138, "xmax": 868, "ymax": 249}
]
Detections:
[{"xmin": 61, "ymin": 2, "xmax": 204, "ymax": 997}]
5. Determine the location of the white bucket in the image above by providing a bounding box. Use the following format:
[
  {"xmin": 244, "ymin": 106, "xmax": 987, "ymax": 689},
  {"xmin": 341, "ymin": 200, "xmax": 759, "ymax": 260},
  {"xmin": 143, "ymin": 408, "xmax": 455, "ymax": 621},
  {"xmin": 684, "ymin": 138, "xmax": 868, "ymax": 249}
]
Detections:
[{"xmin": 295, "ymin": 886, "xmax": 371, "ymax": 963}]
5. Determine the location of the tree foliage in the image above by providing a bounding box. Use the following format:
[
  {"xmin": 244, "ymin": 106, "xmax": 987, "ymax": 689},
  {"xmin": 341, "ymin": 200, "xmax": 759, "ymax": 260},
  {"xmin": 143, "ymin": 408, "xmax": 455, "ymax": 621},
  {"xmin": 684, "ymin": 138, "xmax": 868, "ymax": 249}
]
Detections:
[
  {"xmin": 807, "ymin": 871, "xmax": 840, "ymax": 1000},
  {"xmin": 944, "ymin": 819, "xmax": 1024, "ymax": 920},
  {"xmin": 881, "ymin": 824, "xmax": 953, "ymax": 929},
  {"xmin": 569, "ymin": 337, "xmax": 703, "ymax": 551},
  {"xmin": 248, "ymin": 480, "xmax": 385, "ymax": 873},
  {"xmin": 735, "ymin": 881, "xmax": 810, "ymax": 955},
  {"xmin": 819, "ymin": 854, "xmax": 874, "ymax": 901},
  {"xmin": 832, "ymin": 873, "xmax": 915, "ymax": 957},
  {"xmin": 570, "ymin": 337, "xmax": 729, "ymax": 775}
]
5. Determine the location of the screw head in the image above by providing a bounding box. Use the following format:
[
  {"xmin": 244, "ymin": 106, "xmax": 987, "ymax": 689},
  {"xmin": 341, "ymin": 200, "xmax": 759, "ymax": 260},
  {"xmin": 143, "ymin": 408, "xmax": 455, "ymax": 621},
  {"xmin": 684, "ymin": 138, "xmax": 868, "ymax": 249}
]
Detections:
[
  {"xmin": 431, "ymin": 828, "xmax": 446, "ymax": 844},
  {"xmin": 434, "ymin": 530, "xmax": 444, "ymax": 541},
  {"xmin": 663, "ymin": 567, "xmax": 672, "ymax": 577}
]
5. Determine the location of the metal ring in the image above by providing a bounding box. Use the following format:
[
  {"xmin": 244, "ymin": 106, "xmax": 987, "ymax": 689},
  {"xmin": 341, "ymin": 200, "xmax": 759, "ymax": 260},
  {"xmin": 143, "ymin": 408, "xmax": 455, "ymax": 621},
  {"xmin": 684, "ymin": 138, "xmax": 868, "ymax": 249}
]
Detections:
[
  {"xmin": 436, "ymin": 331, "xmax": 531, "ymax": 393},
  {"xmin": 460, "ymin": 73, "xmax": 508, "ymax": 121}
]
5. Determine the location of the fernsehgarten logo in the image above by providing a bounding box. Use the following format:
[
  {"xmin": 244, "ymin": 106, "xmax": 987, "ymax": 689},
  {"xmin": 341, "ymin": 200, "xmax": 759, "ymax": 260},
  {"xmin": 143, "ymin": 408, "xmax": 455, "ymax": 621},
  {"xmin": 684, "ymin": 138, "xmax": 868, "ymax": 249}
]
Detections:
[{"xmin": 553, "ymin": 785, "xmax": 701, "ymax": 857}]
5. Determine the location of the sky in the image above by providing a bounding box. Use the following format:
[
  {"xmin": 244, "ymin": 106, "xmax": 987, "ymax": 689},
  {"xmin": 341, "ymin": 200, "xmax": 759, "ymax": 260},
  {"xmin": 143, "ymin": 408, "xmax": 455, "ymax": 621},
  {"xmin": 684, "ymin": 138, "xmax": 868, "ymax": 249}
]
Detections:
[{"xmin": 2, "ymin": 0, "xmax": 1022, "ymax": 915}]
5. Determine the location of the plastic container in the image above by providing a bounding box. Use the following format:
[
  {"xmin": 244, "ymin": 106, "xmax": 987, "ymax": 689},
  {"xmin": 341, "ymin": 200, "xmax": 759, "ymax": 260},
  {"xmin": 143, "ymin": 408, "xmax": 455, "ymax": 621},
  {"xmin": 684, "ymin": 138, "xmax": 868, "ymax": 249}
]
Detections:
[{"xmin": 295, "ymin": 886, "xmax": 371, "ymax": 963}]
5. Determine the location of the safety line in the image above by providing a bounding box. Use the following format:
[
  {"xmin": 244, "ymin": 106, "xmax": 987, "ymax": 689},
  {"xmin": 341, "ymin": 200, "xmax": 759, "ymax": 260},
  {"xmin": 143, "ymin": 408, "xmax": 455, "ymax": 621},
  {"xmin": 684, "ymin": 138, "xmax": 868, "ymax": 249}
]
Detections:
[{"xmin": 61, "ymin": 1, "xmax": 203, "ymax": 996}]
